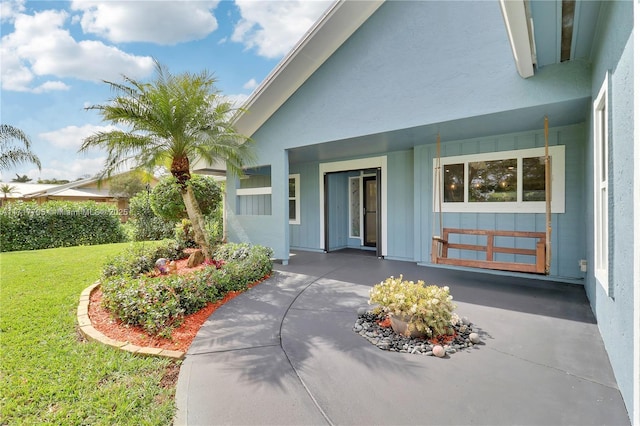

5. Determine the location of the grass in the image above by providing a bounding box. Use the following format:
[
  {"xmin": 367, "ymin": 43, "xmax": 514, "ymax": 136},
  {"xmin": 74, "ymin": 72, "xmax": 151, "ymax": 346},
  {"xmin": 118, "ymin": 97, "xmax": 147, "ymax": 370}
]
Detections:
[{"xmin": 0, "ymin": 242, "xmax": 177, "ymax": 425}]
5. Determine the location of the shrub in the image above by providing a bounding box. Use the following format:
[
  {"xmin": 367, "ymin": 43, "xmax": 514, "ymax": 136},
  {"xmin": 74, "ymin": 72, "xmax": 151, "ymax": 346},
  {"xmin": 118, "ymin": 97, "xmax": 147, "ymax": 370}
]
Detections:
[
  {"xmin": 0, "ymin": 200, "xmax": 126, "ymax": 252},
  {"xmin": 368, "ymin": 275, "xmax": 456, "ymax": 337},
  {"xmin": 149, "ymin": 175, "xmax": 222, "ymax": 221},
  {"xmin": 100, "ymin": 243, "xmax": 273, "ymax": 336},
  {"xmin": 101, "ymin": 240, "xmax": 188, "ymax": 278},
  {"xmin": 128, "ymin": 192, "xmax": 175, "ymax": 241}
]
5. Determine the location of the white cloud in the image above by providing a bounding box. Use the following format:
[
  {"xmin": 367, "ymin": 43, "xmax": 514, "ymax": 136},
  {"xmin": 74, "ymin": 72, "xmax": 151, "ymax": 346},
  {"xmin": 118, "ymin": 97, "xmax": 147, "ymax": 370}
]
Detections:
[
  {"xmin": 40, "ymin": 124, "xmax": 119, "ymax": 150},
  {"xmin": 0, "ymin": 0, "xmax": 25, "ymax": 22},
  {"xmin": 243, "ymin": 78, "xmax": 258, "ymax": 90},
  {"xmin": 232, "ymin": 0, "xmax": 331, "ymax": 58},
  {"xmin": 1, "ymin": 9, "xmax": 154, "ymax": 92},
  {"xmin": 221, "ymin": 93, "xmax": 249, "ymax": 109},
  {"xmin": 43, "ymin": 157, "xmax": 108, "ymax": 181},
  {"xmin": 71, "ymin": 0, "xmax": 220, "ymax": 45}
]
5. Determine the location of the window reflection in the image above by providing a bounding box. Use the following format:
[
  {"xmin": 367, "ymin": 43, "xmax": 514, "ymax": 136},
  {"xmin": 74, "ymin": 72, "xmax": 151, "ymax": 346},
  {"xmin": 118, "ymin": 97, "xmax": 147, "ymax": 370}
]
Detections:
[
  {"xmin": 523, "ymin": 157, "xmax": 546, "ymax": 201},
  {"xmin": 443, "ymin": 163, "xmax": 464, "ymax": 202},
  {"xmin": 468, "ymin": 159, "xmax": 517, "ymax": 202}
]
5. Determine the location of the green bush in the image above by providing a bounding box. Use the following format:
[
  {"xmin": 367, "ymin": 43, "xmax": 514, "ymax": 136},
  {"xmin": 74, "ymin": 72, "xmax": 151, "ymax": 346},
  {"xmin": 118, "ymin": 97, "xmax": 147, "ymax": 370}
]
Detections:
[
  {"xmin": 0, "ymin": 201, "xmax": 126, "ymax": 252},
  {"xmin": 150, "ymin": 175, "xmax": 222, "ymax": 221},
  {"xmin": 100, "ymin": 243, "xmax": 273, "ymax": 337},
  {"xmin": 101, "ymin": 240, "xmax": 188, "ymax": 278},
  {"xmin": 368, "ymin": 275, "xmax": 456, "ymax": 337},
  {"xmin": 128, "ymin": 192, "xmax": 175, "ymax": 241}
]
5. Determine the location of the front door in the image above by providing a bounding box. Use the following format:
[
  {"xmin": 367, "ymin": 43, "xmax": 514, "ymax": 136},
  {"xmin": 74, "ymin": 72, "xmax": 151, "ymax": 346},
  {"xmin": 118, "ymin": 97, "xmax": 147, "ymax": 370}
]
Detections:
[{"xmin": 363, "ymin": 176, "xmax": 377, "ymax": 247}]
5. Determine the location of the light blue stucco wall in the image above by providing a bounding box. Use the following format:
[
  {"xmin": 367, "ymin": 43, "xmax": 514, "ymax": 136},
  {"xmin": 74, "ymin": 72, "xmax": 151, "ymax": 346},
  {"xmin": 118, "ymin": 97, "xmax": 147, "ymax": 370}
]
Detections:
[
  {"xmin": 230, "ymin": 0, "xmax": 591, "ymax": 263},
  {"xmin": 244, "ymin": 0, "xmax": 590, "ymax": 152},
  {"xmin": 584, "ymin": 0, "xmax": 635, "ymax": 419}
]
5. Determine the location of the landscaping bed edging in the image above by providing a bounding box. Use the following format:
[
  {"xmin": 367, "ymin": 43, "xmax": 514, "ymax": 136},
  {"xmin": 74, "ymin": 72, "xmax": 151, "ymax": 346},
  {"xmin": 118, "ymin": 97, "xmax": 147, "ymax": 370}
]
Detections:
[{"xmin": 77, "ymin": 282, "xmax": 185, "ymax": 360}]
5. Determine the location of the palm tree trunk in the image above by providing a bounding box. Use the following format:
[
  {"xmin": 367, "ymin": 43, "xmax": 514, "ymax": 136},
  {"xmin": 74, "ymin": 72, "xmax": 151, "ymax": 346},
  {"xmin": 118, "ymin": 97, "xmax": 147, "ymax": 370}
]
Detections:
[
  {"xmin": 171, "ymin": 155, "xmax": 211, "ymax": 258},
  {"xmin": 181, "ymin": 184, "xmax": 212, "ymax": 259}
]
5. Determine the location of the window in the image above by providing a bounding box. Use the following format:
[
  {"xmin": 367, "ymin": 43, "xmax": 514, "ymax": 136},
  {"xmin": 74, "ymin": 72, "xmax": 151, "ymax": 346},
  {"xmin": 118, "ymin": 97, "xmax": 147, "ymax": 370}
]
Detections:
[
  {"xmin": 593, "ymin": 74, "xmax": 609, "ymax": 294},
  {"xmin": 289, "ymin": 174, "xmax": 300, "ymax": 224},
  {"xmin": 433, "ymin": 146, "xmax": 565, "ymax": 213},
  {"xmin": 349, "ymin": 176, "xmax": 361, "ymax": 237},
  {"xmin": 237, "ymin": 166, "xmax": 272, "ymax": 216}
]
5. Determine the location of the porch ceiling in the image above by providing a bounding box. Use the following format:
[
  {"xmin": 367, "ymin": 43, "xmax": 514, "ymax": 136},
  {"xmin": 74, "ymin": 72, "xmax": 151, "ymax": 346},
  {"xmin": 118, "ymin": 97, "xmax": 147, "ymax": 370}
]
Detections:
[{"xmin": 288, "ymin": 97, "xmax": 589, "ymax": 164}]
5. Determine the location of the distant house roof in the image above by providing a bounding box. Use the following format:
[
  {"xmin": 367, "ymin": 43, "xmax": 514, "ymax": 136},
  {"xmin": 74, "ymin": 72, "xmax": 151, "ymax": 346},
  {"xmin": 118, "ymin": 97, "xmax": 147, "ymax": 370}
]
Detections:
[{"xmin": 1, "ymin": 171, "xmax": 155, "ymax": 200}]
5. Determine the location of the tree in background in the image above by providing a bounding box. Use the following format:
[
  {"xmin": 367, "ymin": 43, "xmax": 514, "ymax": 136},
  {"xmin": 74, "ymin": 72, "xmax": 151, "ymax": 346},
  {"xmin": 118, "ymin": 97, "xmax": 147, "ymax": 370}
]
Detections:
[
  {"xmin": 79, "ymin": 60, "xmax": 253, "ymax": 258},
  {"xmin": 108, "ymin": 172, "xmax": 150, "ymax": 199},
  {"xmin": 0, "ymin": 125, "xmax": 41, "ymax": 172},
  {"xmin": 11, "ymin": 174, "xmax": 32, "ymax": 183}
]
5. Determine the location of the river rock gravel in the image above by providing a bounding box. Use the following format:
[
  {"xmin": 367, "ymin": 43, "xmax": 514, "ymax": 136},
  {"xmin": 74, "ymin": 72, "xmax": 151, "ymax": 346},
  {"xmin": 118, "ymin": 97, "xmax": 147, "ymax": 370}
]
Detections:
[{"xmin": 353, "ymin": 311, "xmax": 482, "ymax": 357}]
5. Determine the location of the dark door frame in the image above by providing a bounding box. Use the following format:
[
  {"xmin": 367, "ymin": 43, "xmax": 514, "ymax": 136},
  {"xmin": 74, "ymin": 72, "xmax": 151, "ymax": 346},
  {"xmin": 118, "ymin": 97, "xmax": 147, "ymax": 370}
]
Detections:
[{"xmin": 323, "ymin": 168, "xmax": 382, "ymax": 258}]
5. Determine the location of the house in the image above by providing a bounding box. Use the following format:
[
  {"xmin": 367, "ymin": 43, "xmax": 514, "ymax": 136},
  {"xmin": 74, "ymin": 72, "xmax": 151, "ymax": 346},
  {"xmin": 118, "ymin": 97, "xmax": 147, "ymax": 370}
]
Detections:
[
  {"xmin": 1, "ymin": 171, "xmax": 158, "ymax": 221},
  {"xmin": 194, "ymin": 1, "xmax": 638, "ymax": 421}
]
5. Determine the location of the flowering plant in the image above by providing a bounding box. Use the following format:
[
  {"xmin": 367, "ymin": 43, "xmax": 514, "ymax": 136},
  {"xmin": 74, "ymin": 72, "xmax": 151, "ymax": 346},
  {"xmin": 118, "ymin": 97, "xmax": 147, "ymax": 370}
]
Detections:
[{"xmin": 368, "ymin": 275, "xmax": 456, "ymax": 337}]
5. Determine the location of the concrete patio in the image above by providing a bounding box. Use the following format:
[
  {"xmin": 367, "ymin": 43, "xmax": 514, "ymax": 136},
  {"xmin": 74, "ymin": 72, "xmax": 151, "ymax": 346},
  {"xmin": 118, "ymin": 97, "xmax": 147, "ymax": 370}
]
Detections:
[{"xmin": 175, "ymin": 250, "xmax": 630, "ymax": 425}]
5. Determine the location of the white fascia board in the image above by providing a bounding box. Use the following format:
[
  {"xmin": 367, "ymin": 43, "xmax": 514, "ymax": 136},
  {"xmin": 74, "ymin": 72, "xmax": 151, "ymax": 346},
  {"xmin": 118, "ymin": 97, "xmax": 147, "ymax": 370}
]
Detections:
[
  {"xmin": 233, "ymin": 0, "xmax": 385, "ymax": 137},
  {"xmin": 499, "ymin": 0, "xmax": 535, "ymax": 78}
]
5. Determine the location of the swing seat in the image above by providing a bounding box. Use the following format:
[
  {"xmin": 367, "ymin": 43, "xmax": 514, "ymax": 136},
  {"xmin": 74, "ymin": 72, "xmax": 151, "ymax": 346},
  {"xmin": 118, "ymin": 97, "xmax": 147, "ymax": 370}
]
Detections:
[{"xmin": 431, "ymin": 228, "xmax": 547, "ymax": 274}]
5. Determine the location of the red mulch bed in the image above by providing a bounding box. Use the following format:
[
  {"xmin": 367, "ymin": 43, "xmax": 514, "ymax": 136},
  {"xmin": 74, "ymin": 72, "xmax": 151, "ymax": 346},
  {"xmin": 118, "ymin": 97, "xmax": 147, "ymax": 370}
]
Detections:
[{"xmin": 88, "ymin": 256, "xmax": 267, "ymax": 353}]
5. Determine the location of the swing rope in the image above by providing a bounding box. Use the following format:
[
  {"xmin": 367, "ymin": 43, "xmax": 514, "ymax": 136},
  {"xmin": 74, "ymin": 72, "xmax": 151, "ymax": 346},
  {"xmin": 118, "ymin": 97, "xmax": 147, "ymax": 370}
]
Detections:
[
  {"xmin": 544, "ymin": 116, "xmax": 552, "ymax": 274},
  {"xmin": 432, "ymin": 133, "xmax": 443, "ymax": 241}
]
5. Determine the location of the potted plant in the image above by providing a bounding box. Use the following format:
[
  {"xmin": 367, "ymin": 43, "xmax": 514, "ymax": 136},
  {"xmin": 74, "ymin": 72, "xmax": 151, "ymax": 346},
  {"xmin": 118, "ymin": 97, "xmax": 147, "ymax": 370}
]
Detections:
[{"xmin": 368, "ymin": 275, "xmax": 456, "ymax": 338}]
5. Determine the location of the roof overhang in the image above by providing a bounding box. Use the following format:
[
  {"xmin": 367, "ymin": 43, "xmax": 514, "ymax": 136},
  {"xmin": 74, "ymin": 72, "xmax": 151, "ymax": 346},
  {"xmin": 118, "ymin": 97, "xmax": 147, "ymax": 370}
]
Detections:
[
  {"xmin": 232, "ymin": 0, "xmax": 385, "ymax": 138},
  {"xmin": 499, "ymin": 0, "xmax": 536, "ymax": 78}
]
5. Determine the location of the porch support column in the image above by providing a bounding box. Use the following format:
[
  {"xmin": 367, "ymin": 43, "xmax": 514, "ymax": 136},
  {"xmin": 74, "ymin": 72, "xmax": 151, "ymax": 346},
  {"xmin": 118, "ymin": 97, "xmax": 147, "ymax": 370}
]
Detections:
[{"xmin": 633, "ymin": 0, "xmax": 639, "ymax": 423}]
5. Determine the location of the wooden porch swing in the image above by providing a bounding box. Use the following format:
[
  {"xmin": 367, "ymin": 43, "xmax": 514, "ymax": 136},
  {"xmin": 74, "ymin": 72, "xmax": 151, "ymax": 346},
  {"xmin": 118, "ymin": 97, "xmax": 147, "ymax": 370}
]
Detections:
[{"xmin": 431, "ymin": 118, "xmax": 552, "ymax": 275}]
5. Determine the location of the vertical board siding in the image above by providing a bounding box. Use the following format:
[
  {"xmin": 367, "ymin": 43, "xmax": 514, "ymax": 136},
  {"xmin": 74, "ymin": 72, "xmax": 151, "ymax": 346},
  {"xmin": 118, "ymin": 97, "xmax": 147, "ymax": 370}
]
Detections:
[
  {"xmin": 386, "ymin": 150, "xmax": 414, "ymax": 260},
  {"xmin": 237, "ymin": 173, "xmax": 272, "ymax": 216},
  {"xmin": 327, "ymin": 172, "xmax": 349, "ymax": 250},
  {"xmin": 419, "ymin": 123, "xmax": 586, "ymax": 279},
  {"xmin": 289, "ymin": 162, "xmax": 320, "ymax": 250}
]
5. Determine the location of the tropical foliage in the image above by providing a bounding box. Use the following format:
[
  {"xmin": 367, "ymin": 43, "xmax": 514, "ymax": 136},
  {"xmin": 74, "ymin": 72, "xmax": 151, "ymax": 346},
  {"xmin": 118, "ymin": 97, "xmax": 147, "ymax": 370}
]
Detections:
[
  {"xmin": 150, "ymin": 174, "xmax": 222, "ymax": 221},
  {"xmin": 0, "ymin": 124, "xmax": 41, "ymax": 171},
  {"xmin": 0, "ymin": 201, "xmax": 126, "ymax": 252},
  {"xmin": 79, "ymin": 61, "xmax": 254, "ymax": 258},
  {"xmin": 101, "ymin": 243, "xmax": 273, "ymax": 337}
]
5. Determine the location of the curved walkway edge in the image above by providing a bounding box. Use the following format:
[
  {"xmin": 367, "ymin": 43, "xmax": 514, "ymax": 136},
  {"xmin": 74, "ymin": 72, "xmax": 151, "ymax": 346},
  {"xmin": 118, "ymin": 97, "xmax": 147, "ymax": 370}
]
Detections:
[{"xmin": 77, "ymin": 282, "xmax": 185, "ymax": 360}]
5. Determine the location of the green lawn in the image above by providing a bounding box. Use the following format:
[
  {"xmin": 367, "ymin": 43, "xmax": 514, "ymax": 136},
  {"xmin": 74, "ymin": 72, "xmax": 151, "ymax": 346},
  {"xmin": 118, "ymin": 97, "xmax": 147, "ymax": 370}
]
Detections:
[{"xmin": 0, "ymin": 243, "xmax": 177, "ymax": 425}]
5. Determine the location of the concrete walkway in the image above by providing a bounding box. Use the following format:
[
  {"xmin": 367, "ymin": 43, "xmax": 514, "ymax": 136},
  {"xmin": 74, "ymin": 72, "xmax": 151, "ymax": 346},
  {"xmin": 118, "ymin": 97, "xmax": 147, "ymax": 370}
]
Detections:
[{"xmin": 175, "ymin": 250, "xmax": 630, "ymax": 425}]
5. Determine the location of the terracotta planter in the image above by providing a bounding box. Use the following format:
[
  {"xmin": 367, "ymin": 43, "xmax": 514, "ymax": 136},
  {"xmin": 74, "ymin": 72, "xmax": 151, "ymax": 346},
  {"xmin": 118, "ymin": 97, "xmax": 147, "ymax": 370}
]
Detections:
[{"xmin": 389, "ymin": 314, "xmax": 427, "ymax": 338}]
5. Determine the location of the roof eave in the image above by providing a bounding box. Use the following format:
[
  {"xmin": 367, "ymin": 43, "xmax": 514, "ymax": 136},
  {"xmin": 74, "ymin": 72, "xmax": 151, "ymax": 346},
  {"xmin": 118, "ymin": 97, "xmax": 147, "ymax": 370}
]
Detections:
[
  {"xmin": 232, "ymin": 0, "xmax": 385, "ymax": 138},
  {"xmin": 500, "ymin": 0, "xmax": 536, "ymax": 79}
]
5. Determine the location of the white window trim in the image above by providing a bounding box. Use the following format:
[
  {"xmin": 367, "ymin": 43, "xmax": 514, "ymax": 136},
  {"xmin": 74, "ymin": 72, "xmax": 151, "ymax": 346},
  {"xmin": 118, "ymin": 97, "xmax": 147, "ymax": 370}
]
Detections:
[
  {"xmin": 289, "ymin": 174, "xmax": 300, "ymax": 225},
  {"xmin": 433, "ymin": 146, "xmax": 565, "ymax": 213},
  {"xmin": 593, "ymin": 73, "xmax": 609, "ymax": 294},
  {"xmin": 236, "ymin": 187, "xmax": 272, "ymax": 196}
]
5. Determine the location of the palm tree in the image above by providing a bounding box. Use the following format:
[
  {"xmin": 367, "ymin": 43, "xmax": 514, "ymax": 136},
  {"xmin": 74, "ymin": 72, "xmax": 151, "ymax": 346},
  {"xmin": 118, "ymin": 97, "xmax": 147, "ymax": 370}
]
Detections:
[
  {"xmin": 79, "ymin": 61, "xmax": 254, "ymax": 257},
  {"xmin": 0, "ymin": 183, "xmax": 17, "ymax": 207},
  {"xmin": 0, "ymin": 125, "xmax": 42, "ymax": 171}
]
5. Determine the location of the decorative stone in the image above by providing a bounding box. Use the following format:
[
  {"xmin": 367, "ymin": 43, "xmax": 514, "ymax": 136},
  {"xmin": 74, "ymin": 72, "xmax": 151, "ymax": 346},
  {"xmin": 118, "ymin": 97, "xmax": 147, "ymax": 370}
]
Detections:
[
  {"xmin": 168, "ymin": 260, "xmax": 177, "ymax": 274},
  {"xmin": 432, "ymin": 345, "xmax": 445, "ymax": 357},
  {"xmin": 187, "ymin": 250, "xmax": 205, "ymax": 267},
  {"xmin": 469, "ymin": 332, "xmax": 480, "ymax": 344},
  {"xmin": 461, "ymin": 316, "xmax": 470, "ymax": 325},
  {"xmin": 155, "ymin": 258, "xmax": 168, "ymax": 274},
  {"xmin": 357, "ymin": 307, "xmax": 367, "ymax": 316}
]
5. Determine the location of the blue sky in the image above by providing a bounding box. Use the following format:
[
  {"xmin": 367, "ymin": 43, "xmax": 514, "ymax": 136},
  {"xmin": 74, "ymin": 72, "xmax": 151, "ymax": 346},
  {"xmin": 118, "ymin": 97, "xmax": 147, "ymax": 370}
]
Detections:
[{"xmin": 0, "ymin": 0, "xmax": 331, "ymax": 182}]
